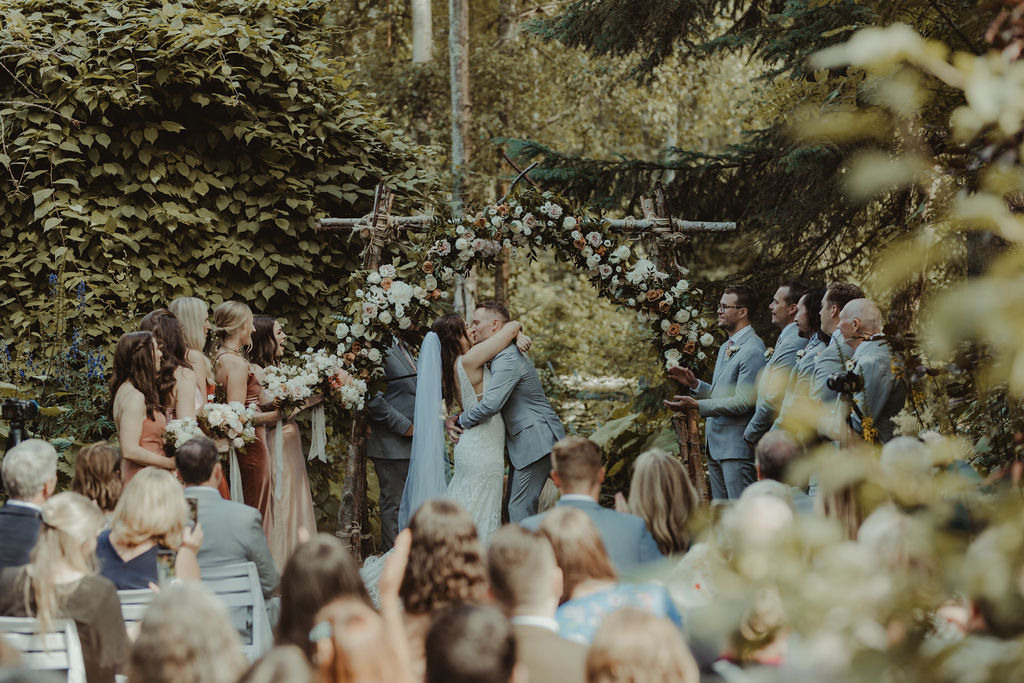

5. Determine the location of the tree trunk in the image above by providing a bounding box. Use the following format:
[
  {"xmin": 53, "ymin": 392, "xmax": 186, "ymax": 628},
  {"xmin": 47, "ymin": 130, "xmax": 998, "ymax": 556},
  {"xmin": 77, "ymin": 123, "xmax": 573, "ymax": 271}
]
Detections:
[
  {"xmin": 449, "ymin": 0, "xmax": 471, "ymax": 213},
  {"xmin": 411, "ymin": 0, "xmax": 433, "ymax": 64},
  {"xmin": 493, "ymin": 0, "xmax": 518, "ymax": 308}
]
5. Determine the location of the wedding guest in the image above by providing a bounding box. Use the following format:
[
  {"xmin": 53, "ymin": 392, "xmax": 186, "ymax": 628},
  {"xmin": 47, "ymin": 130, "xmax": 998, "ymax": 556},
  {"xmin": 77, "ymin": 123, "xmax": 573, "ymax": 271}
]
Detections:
[
  {"xmin": 521, "ymin": 436, "xmax": 663, "ymax": 572},
  {"xmin": 0, "ymin": 492, "xmax": 130, "ymax": 683},
  {"xmin": 746, "ymin": 431, "xmax": 814, "ymax": 514},
  {"xmin": 811, "ymin": 281, "xmax": 864, "ymax": 406},
  {"xmin": 238, "ymin": 645, "xmax": 314, "ymax": 683},
  {"xmin": 214, "ymin": 301, "xmax": 280, "ymax": 532},
  {"xmin": 425, "ymin": 605, "xmax": 520, "ymax": 683},
  {"xmin": 71, "ymin": 441, "xmax": 122, "ymax": 523},
  {"xmin": 250, "ymin": 314, "xmax": 317, "ymax": 566},
  {"xmin": 539, "ymin": 507, "xmax": 682, "ymax": 645},
  {"xmin": 128, "ymin": 582, "xmax": 247, "ymax": 683},
  {"xmin": 110, "ymin": 331, "xmax": 174, "ymax": 482},
  {"xmin": 666, "ymin": 285, "xmax": 767, "ymax": 500},
  {"xmin": 400, "ymin": 499, "xmax": 488, "ymax": 679},
  {"xmin": 95, "ymin": 467, "xmax": 203, "ymax": 589},
  {"xmin": 0, "ymin": 439, "xmax": 57, "ymax": 572},
  {"xmin": 773, "ymin": 287, "xmax": 830, "ymax": 438},
  {"xmin": 309, "ymin": 597, "xmax": 415, "ymax": 683},
  {"xmin": 487, "ymin": 525, "xmax": 586, "ymax": 683},
  {"xmin": 615, "ymin": 448, "xmax": 699, "ymax": 556},
  {"xmin": 275, "ymin": 534, "xmax": 371, "ymax": 662},
  {"xmin": 169, "ymin": 296, "xmax": 215, "ymax": 400},
  {"xmin": 141, "ymin": 308, "xmax": 202, "ymax": 420},
  {"xmin": 585, "ymin": 607, "xmax": 699, "ymax": 683}
]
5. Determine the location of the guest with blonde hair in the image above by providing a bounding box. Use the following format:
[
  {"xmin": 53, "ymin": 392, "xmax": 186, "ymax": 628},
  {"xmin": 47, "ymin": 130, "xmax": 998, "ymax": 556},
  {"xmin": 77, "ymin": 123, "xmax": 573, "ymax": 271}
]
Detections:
[
  {"xmin": 95, "ymin": 467, "xmax": 203, "ymax": 589},
  {"xmin": 169, "ymin": 296, "xmax": 215, "ymax": 398},
  {"xmin": 128, "ymin": 582, "xmax": 247, "ymax": 683},
  {"xmin": 71, "ymin": 441, "xmax": 122, "ymax": 523},
  {"xmin": 0, "ymin": 492, "xmax": 130, "ymax": 683},
  {"xmin": 615, "ymin": 449, "xmax": 699, "ymax": 556},
  {"xmin": 539, "ymin": 507, "xmax": 682, "ymax": 645},
  {"xmin": 586, "ymin": 607, "xmax": 699, "ymax": 683}
]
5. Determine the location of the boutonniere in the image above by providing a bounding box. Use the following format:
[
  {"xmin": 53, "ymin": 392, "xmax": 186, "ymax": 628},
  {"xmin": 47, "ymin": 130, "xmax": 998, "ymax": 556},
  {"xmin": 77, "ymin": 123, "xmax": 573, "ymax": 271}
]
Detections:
[
  {"xmin": 795, "ymin": 349, "xmax": 806, "ymax": 360},
  {"xmin": 764, "ymin": 347, "xmax": 774, "ymax": 361},
  {"xmin": 726, "ymin": 345, "xmax": 739, "ymax": 359},
  {"xmin": 845, "ymin": 360, "xmax": 856, "ymax": 371}
]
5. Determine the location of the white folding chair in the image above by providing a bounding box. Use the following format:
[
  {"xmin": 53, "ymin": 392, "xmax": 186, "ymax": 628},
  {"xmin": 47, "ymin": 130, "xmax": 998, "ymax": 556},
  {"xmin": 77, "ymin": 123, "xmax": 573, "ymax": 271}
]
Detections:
[
  {"xmin": 0, "ymin": 616, "xmax": 86, "ymax": 683},
  {"xmin": 201, "ymin": 561, "xmax": 272, "ymax": 661},
  {"xmin": 117, "ymin": 588, "xmax": 157, "ymax": 635}
]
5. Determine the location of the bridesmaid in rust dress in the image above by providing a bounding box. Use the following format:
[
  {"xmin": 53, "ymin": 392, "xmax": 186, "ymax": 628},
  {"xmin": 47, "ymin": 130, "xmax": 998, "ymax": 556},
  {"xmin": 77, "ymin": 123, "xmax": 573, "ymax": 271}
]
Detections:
[
  {"xmin": 213, "ymin": 301, "xmax": 280, "ymax": 536},
  {"xmin": 110, "ymin": 332, "xmax": 175, "ymax": 484},
  {"xmin": 250, "ymin": 315, "xmax": 318, "ymax": 568}
]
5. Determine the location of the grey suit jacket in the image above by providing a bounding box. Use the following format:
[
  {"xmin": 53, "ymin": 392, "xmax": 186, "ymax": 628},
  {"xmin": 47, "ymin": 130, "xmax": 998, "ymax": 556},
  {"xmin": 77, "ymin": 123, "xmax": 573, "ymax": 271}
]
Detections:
[
  {"xmin": 810, "ymin": 330, "xmax": 855, "ymax": 405},
  {"xmin": 773, "ymin": 333, "xmax": 829, "ymax": 431},
  {"xmin": 693, "ymin": 326, "xmax": 766, "ymax": 462},
  {"xmin": 520, "ymin": 497, "xmax": 663, "ymax": 573},
  {"xmin": 183, "ymin": 486, "xmax": 279, "ymax": 598},
  {"xmin": 365, "ymin": 342, "xmax": 416, "ymax": 461},
  {"xmin": 744, "ymin": 322, "xmax": 805, "ymax": 445},
  {"xmin": 459, "ymin": 345, "xmax": 564, "ymax": 470},
  {"xmin": 850, "ymin": 339, "xmax": 907, "ymax": 443}
]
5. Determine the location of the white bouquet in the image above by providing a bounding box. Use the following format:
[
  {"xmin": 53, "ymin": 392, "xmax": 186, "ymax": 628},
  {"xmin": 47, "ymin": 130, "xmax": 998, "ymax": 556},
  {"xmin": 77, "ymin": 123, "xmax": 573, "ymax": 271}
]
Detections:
[
  {"xmin": 197, "ymin": 401, "xmax": 257, "ymax": 449},
  {"xmin": 299, "ymin": 348, "xmax": 368, "ymax": 411},
  {"xmin": 262, "ymin": 363, "xmax": 318, "ymax": 414},
  {"xmin": 162, "ymin": 417, "xmax": 205, "ymax": 451}
]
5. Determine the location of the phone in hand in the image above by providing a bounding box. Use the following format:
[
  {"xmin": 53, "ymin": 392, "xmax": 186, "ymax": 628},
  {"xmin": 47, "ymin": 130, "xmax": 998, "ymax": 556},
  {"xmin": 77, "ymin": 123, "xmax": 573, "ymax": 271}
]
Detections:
[
  {"xmin": 186, "ymin": 498, "xmax": 198, "ymax": 528},
  {"xmin": 156, "ymin": 547, "xmax": 176, "ymax": 584}
]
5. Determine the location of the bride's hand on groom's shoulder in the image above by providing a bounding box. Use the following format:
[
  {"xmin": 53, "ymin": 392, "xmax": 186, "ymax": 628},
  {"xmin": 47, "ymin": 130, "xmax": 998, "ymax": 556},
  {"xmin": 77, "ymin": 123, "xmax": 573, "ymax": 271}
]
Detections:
[
  {"xmin": 445, "ymin": 414, "xmax": 463, "ymax": 443},
  {"xmin": 516, "ymin": 333, "xmax": 532, "ymax": 353}
]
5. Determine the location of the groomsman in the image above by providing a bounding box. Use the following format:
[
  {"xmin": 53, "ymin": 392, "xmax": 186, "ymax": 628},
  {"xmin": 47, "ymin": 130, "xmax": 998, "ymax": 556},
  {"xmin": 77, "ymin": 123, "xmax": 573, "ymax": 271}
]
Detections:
[
  {"xmin": 838, "ymin": 299, "xmax": 907, "ymax": 443},
  {"xmin": 811, "ymin": 281, "xmax": 864, "ymax": 408},
  {"xmin": 743, "ymin": 280, "xmax": 808, "ymax": 448},
  {"xmin": 773, "ymin": 287, "xmax": 830, "ymax": 438},
  {"xmin": 666, "ymin": 285, "xmax": 766, "ymax": 500},
  {"xmin": 366, "ymin": 334, "xmax": 418, "ymax": 552}
]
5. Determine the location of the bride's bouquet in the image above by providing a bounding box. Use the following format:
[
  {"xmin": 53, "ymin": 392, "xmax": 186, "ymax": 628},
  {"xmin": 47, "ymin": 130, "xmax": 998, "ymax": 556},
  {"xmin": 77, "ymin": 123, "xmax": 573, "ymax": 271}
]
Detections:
[
  {"xmin": 262, "ymin": 363, "xmax": 318, "ymax": 415},
  {"xmin": 299, "ymin": 348, "xmax": 368, "ymax": 412},
  {"xmin": 162, "ymin": 417, "xmax": 205, "ymax": 452},
  {"xmin": 197, "ymin": 401, "xmax": 257, "ymax": 449}
]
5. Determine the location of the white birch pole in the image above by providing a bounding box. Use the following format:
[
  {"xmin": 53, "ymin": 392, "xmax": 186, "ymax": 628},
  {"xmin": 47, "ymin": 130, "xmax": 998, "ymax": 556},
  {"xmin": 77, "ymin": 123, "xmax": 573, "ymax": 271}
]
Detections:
[
  {"xmin": 411, "ymin": 0, "xmax": 433, "ymax": 64},
  {"xmin": 449, "ymin": 0, "xmax": 475, "ymax": 317}
]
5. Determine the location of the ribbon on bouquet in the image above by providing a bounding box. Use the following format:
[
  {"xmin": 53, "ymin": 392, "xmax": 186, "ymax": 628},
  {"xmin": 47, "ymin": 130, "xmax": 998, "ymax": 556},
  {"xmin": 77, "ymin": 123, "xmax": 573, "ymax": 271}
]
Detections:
[
  {"xmin": 273, "ymin": 419, "xmax": 285, "ymax": 500},
  {"xmin": 308, "ymin": 404, "xmax": 328, "ymax": 463},
  {"xmin": 228, "ymin": 445, "xmax": 244, "ymax": 504}
]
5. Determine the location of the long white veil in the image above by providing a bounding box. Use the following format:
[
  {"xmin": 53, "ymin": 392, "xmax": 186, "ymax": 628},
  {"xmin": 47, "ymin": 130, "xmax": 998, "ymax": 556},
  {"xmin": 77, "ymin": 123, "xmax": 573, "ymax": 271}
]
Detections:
[{"xmin": 397, "ymin": 331, "xmax": 448, "ymax": 530}]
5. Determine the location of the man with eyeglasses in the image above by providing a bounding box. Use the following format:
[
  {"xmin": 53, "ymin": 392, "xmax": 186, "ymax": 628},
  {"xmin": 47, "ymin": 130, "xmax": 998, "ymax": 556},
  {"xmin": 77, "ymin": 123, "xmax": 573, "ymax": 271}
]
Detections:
[{"xmin": 665, "ymin": 285, "xmax": 766, "ymax": 499}]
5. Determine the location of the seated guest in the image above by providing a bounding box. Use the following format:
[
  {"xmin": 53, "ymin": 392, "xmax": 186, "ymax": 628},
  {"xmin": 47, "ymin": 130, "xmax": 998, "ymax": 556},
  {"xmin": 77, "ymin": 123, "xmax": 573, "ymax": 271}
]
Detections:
[
  {"xmin": 586, "ymin": 607, "xmax": 699, "ymax": 683},
  {"xmin": 615, "ymin": 448, "xmax": 699, "ymax": 556},
  {"xmin": 96, "ymin": 467, "xmax": 203, "ymax": 589},
  {"xmin": 425, "ymin": 605, "xmax": 521, "ymax": 683},
  {"xmin": 238, "ymin": 645, "xmax": 314, "ymax": 683},
  {"xmin": 746, "ymin": 431, "xmax": 813, "ymax": 514},
  {"xmin": 539, "ymin": 507, "xmax": 682, "ymax": 645},
  {"xmin": 521, "ymin": 436, "xmax": 662, "ymax": 573},
  {"xmin": 128, "ymin": 582, "xmax": 247, "ymax": 683},
  {"xmin": 0, "ymin": 492, "xmax": 130, "ymax": 683},
  {"xmin": 275, "ymin": 534, "xmax": 371, "ymax": 663},
  {"xmin": 0, "ymin": 439, "xmax": 57, "ymax": 572},
  {"xmin": 309, "ymin": 597, "xmax": 415, "ymax": 683},
  {"xmin": 399, "ymin": 499, "xmax": 488, "ymax": 680},
  {"xmin": 488, "ymin": 525, "xmax": 586, "ymax": 683},
  {"xmin": 71, "ymin": 441, "xmax": 122, "ymax": 525}
]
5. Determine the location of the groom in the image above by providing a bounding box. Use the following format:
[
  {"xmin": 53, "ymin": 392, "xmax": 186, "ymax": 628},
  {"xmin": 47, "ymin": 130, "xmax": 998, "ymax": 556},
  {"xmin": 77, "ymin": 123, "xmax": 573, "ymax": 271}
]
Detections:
[{"xmin": 446, "ymin": 301, "xmax": 565, "ymax": 523}]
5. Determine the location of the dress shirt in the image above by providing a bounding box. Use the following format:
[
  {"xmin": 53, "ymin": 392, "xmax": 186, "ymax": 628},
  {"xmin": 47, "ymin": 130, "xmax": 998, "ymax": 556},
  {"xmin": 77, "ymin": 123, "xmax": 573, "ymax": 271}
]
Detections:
[
  {"xmin": 510, "ymin": 615, "xmax": 560, "ymax": 632},
  {"xmin": 4, "ymin": 500, "xmax": 41, "ymax": 512}
]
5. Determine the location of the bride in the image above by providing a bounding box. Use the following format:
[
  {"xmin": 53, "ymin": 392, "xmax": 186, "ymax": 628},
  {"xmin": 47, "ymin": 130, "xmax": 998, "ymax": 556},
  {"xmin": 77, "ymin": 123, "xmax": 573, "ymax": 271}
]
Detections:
[{"xmin": 360, "ymin": 313, "xmax": 528, "ymax": 594}]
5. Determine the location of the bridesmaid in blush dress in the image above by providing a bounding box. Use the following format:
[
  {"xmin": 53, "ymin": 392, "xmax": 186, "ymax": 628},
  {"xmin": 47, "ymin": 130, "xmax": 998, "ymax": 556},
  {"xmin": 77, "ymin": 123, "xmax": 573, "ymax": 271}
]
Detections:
[
  {"xmin": 213, "ymin": 301, "xmax": 280, "ymax": 537},
  {"xmin": 140, "ymin": 308, "xmax": 202, "ymax": 421},
  {"xmin": 250, "ymin": 315, "xmax": 318, "ymax": 568},
  {"xmin": 110, "ymin": 332, "xmax": 175, "ymax": 484}
]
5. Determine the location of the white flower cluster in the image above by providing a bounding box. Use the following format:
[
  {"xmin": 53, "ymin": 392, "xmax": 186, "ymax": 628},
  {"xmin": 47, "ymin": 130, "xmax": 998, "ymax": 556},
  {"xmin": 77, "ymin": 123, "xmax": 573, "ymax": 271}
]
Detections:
[
  {"xmin": 299, "ymin": 348, "xmax": 368, "ymax": 411},
  {"xmin": 198, "ymin": 402, "xmax": 257, "ymax": 449},
  {"xmin": 624, "ymin": 258, "xmax": 669, "ymax": 289},
  {"xmin": 262, "ymin": 363, "xmax": 317, "ymax": 413},
  {"xmin": 353, "ymin": 264, "xmax": 435, "ymax": 332},
  {"xmin": 162, "ymin": 417, "xmax": 205, "ymax": 450}
]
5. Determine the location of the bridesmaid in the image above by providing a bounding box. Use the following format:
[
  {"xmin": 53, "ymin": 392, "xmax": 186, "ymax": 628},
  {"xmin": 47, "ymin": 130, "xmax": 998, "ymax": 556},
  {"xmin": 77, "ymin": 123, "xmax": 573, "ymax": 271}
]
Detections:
[
  {"xmin": 169, "ymin": 297, "xmax": 215, "ymax": 402},
  {"xmin": 250, "ymin": 315, "xmax": 318, "ymax": 567},
  {"xmin": 110, "ymin": 331, "xmax": 175, "ymax": 483},
  {"xmin": 213, "ymin": 301, "xmax": 280, "ymax": 534},
  {"xmin": 140, "ymin": 309, "xmax": 201, "ymax": 420}
]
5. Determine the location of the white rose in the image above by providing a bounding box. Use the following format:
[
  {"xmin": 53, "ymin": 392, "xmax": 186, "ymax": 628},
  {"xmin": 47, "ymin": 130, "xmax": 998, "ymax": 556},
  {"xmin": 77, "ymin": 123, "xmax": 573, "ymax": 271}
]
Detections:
[
  {"xmin": 697, "ymin": 351, "xmax": 707, "ymax": 361},
  {"xmin": 598, "ymin": 264, "xmax": 613, "ymax": 278},
  {"xmin": 612, "ymin": 245, "xmax": 630, "ymax": 261},
  {"xmin": 665, "ymin": 358, "xmax": 680, "ymax": 370},
  {"xmin": 352, "ymin": 323, "xmax": 366, "ymax": 337},
  {"xmin": 335, "ymin": 322, "xmax": 349, "ymax": 339},
  {"xmin": 665, "ymin": 349, "xmax": 682, "ymax": 362},
  {"xmin": 563, "ymin": 216, "xmax": 577, "ymax": 230},
  {"xmin": 367, "ymin": 348, "xmax": 382, "ymax": 363},
  {"xmin": 455, "ymin": 237, "xmax": 470, "ymax": 250},
  {"xmin": 627, "ymin": 298, "xmax": 635, "ymax": 306},
  {"xmin": 379, "ymin": 311, "xmax": 393, "ymax": 324},
  {"xmin": 586, "ymin": 254, "xmax": 601, "ymax": 269},
  {"xmin": 399, "ymin": 317, "xmax": 412, "ymax": 329},
  {"xmin": 661, "ymin": 319, "xmax": 671, "ymax": 331},
  {"xmin": 379, "ymin": 264, "xmax": 397, "ymax": 278},
  {"xmin": 367, "ymin": 272, "xmax": 381, "ymax": 285},
  {"xmin": 522, "ymin": 226, "xmax": 532, "ymax": 236},
  {"xmin": 675, "ymin": 279, "xmax": 689, "ymax": 292},
  {"xmin": 455, "ymin": 225, "xmax": 465, "ymax": 235},
  {"xmin": 424, "ymin": 275, "xmax": 438, "ymax": 290},
  {"xmin": 581, "ymin": 246, "xmax": 594, "ymax": 257},
  {"xmin": 700, "ymin": 333, "xmax": 715, "ymax": 347},
  {"xmin": 233, "ymin": 437, "xmax": 244, "ymax": 448},
  {"xmin": 674, "ymin": 310, "xmax": 691, "ymax": 323},
  {"xmin": 571, "ymin": 230, "xmax": 583, "ymax": 241}
]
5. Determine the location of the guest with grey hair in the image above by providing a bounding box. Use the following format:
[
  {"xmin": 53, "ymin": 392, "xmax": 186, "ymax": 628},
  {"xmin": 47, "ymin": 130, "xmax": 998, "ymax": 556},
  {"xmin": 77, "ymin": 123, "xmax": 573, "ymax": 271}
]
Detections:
[
  {"xmin": 0, "ymin": 439, "xmax": 58, "ymax": 571},
  {"xmin": 743, "ymin": 431, "xmax": 814, "ymax": 514}
]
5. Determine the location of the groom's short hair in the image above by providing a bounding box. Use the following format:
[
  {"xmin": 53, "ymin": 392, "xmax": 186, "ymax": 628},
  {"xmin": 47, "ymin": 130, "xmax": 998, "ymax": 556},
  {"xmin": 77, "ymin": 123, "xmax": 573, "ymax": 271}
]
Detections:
[
  {"xmin": 487, "ymin": 526, "xmax": 558, "ymax": 612},
  {"xmin": 476, "ymin": 300, "xmax": 510, "ymax": 323},
  {"xmin": 552, "ymin": 436, "xmax": 603, "ymax": 487}
]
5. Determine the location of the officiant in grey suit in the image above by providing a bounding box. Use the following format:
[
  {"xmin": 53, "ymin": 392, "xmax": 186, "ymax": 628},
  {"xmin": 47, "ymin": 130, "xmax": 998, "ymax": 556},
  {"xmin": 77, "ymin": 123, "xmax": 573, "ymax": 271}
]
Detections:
[
  {"xmin": 366, "ymin": 334, "xmax": 419, "ymax": 551},
  {"xmin": 447, "ymin": 301, "xmax": 565, "ymax": 523},
  {"xmin": 667, "ymin": 285, "xmax": 766, "ymax": 500}
]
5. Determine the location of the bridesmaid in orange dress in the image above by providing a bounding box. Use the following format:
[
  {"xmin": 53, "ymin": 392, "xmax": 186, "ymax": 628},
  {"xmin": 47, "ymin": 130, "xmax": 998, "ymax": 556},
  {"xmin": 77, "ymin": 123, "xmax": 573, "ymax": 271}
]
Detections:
[
  {"xmin": 250, "ymin": 315, "xmax": 318, "ymax": 568},
  {"xmin": 213, "ymin": 301, "xmax": 280, "ymax": 536},
  {"xmin": 110, "ymin": 332, "xmax": 175, "ymax": 484},
  {"xmin": 140, "ymin": 309, "xmax": 202, "ymax": 421}
]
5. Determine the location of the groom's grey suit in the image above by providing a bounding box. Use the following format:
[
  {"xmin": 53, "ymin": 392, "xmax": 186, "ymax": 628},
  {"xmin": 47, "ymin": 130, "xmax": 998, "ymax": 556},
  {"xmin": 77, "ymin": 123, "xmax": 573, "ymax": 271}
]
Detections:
[{"xmin": 458, "ymin": 345, "xmax": 565, "ymax": 522}]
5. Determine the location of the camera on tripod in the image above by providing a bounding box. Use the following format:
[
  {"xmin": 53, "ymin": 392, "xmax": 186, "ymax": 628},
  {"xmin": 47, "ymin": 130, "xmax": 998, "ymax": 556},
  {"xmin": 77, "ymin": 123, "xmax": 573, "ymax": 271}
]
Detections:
[
  {"xmin": 2, "ymin": 397, "xmax": 39, "ymax": 451},
  {"xmin": 826, "ymin": 370, "xmax": 863, "ymax": 396}
]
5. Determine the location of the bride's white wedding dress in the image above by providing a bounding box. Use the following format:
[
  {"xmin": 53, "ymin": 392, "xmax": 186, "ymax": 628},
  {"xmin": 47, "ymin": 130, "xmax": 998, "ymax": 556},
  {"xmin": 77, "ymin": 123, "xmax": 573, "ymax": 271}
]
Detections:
[{"xmin": 360, "ymin": 356, "xmax": 505, "ymax": 601}]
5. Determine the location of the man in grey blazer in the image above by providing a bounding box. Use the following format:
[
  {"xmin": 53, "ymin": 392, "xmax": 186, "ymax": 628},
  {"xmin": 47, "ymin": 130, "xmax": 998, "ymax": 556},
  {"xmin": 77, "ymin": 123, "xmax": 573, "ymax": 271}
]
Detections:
[
  {"xmin": 447, "ymin": 301, "xmax": 565, "ymax": 523},
  {"xmin": 520, "ymin": 436, "xmax": 662, "ymax": 573},
  {"xmin": 838, "ymin": 299, "xmax": 907, "ymax": 443},
  {"xmin": 744, "ymin": 280, "xmax": 809, "ymax": 448},
  {"xmin": 810, "ymin": 281, "xmax": 864, "ymax": 408},
  {"xmin": 366, "ymin": 336, "xmax": 418, "ymax": 551},
  {"xmin": 667, "ymin": 285, "xmax": 766, "ymax": 499},
  {"xmin": 773, "ymin": 287, "xmax": 831, "ymax": 440}
]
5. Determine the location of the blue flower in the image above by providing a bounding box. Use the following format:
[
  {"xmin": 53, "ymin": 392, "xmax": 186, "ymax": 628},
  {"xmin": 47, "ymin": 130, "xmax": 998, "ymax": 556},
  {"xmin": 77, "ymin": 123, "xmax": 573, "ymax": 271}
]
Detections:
[{"xmin": 76, "ymin": 281, "xmax": 86, "ymax": 311}]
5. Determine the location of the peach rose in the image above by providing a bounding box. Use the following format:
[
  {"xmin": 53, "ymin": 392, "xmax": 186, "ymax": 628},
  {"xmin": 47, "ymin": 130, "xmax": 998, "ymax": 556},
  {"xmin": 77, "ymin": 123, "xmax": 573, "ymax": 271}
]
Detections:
[
  {"xmin": 381, "ymin": 278, "xmax": 393, "ymax": 290},
  {"xmin": 596, "ymin": 245, "xmax": 607, "ymax": 256},
  {"xmin": 574, "ymin": 238, "xmax": 586, "ymax": 249},
  {"xmin": 646, "ymin": 289, "xmax": 663, "ymax": 302},
  {"xmin": 431, "ymin": 289, "xmax": 442, "ymax": 299},
  {"xmin": 351, "ymin": 342, "xmax": 362, "ymax": 353},
  {"xmin": 658, "ymin": 301, "xmax": 672, "ymax": 314},
  {"xmin": 683, "ymin": 340, "xmax": 697, "ymax": 355},
  {"xmin": 667, "ymin": 323, "xmax": 682, "ymax": 336},
  {"xmin": 498, "ymin": 204, "xmax": 510, "ymax": 216},
  {"xmin": 343, "ymin": 352, "xmax": 357, "ymax": 364},
  {"xmin": 422, "ymin": 261, "xmax": 434, "ymax": 274}
]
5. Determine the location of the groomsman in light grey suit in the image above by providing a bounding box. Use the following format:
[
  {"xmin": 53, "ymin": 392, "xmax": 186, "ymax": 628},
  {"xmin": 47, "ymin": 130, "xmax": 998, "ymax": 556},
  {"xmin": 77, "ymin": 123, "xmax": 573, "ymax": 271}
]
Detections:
[
  {"xmin": 743, "ymin": 280, "xmax": 809, "ymax": 449},
  {"xmin": 366, "ymin": 335, "xmax": 419, "ymax": 551},
  {"xmin": 811, "ymin": 281, "xmax": 864, "ymax": 407},
  {"xmin": 447, "ymin": 301, "xmax": 565, "ymax": 523},
  {"xmin": 667, "ymin": 285, "xmax": 766, "ymax": 500}
]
